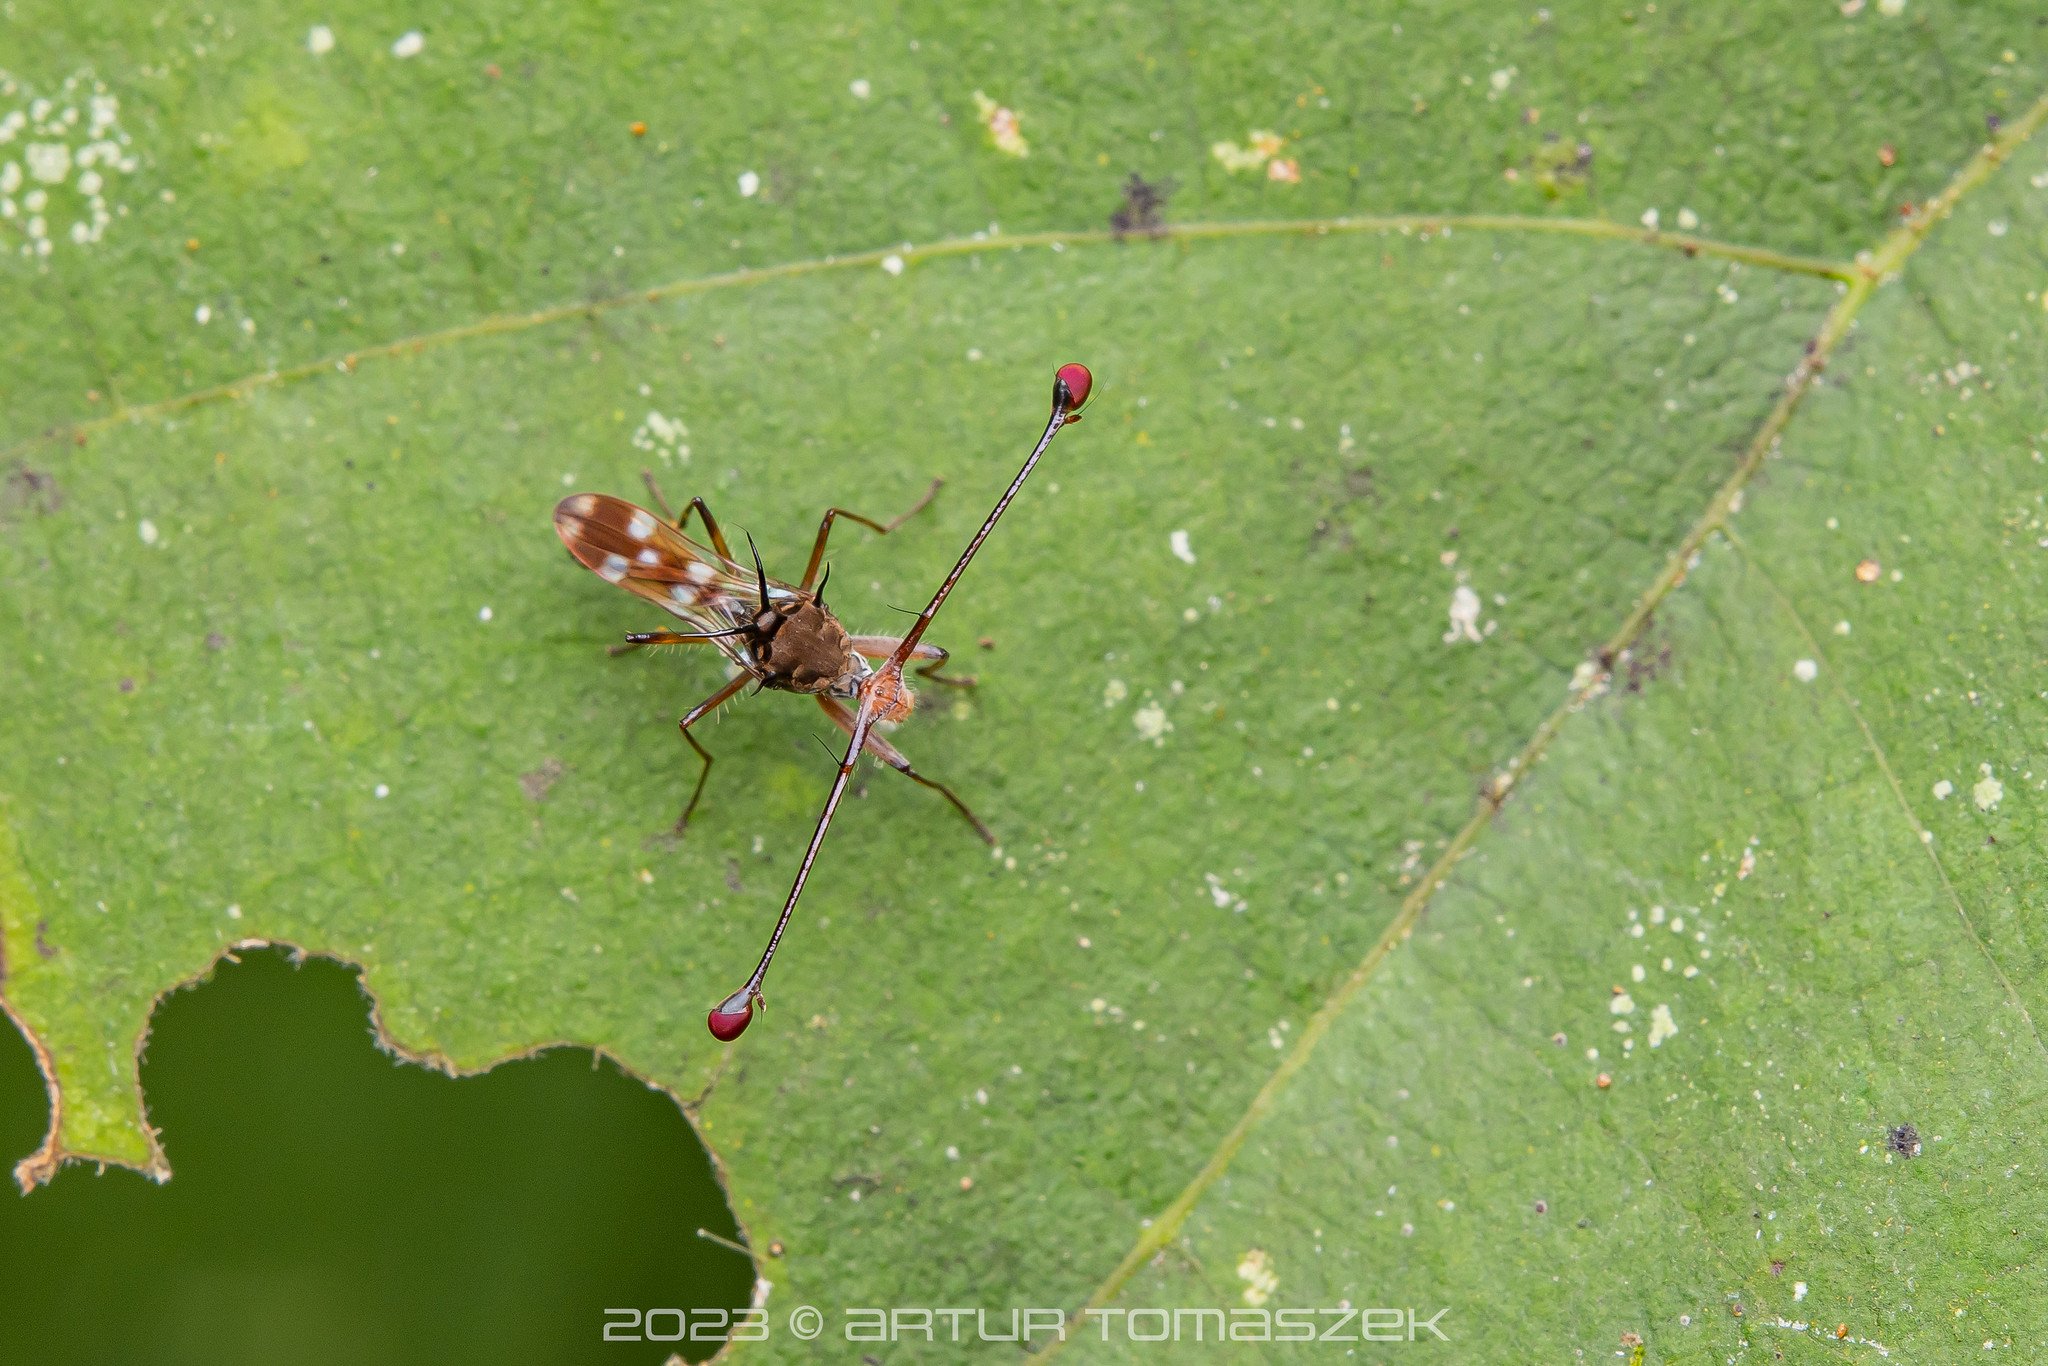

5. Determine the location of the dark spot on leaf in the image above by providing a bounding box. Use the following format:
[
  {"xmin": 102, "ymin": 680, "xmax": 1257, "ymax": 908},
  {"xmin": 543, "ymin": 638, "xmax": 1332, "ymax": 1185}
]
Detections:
[
  {"xmin": 34, "ymin": 922, "xmax": 56, "ymax": 960},
  {"xmin": 724, "ymin": 859, "xmax": 744, "ymax": 893},
  {"xmin": 0, "ymin": 465, "xmax": 63, "ymax": 524},
  {"xmin": 1110, "ymin": 172, "xmax": 1174, "ymax": 239},
  {"xmin": 205, "ymin": 631, "xmax": 228, "ymax": 651},
  {"xmin": 118, "ymin": 677, "xmax": 136, "ymax": 694},
  {"xmin": 1519, "ymin": 135, "xmax": 1596, "ymax": 198},
  {"xmin": 1887, "ymin": 1122, "xmax": 1921, "ymax": 1157},
  {"xmin": 1624, "ymin": 639, "xmax": 1673, "ymax": 693},
  {"xmin": 519, "ymin": 757, "xmax": 566, "ymax": 802}
]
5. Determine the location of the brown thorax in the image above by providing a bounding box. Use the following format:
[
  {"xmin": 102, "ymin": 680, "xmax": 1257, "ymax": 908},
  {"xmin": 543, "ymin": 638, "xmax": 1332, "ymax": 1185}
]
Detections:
[{"xmin": 745, "ymin": 593, "xmax": 868, "ymax": 698}]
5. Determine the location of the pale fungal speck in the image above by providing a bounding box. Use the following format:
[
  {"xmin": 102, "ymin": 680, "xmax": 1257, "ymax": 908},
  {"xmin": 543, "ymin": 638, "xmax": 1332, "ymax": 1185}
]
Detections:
[
  {"xmin": 1932, "ymin": 779, "xmax": 1953, "ymax": 800},
  {"xmin": 374, "ymin": 783, "xmax": 390, "ymax": 798},
  {"xmin": 1793, "ymin": 659, "xmax": 1818, "ymax": 682},
  {"xmin": 137, "ymin": 518, "xmax": 159, "ymax": 545},
  {"xmin": 737, "ymin": 169, "xmax": 760, "ymax": 197},
  {"xmin": 195, "ymin": 304, "xmax": 211, "ymax": 324},
  {"xmin": 1443, "ymin": 584, "xmax": 1483, "ymax": 644},
  {"xmin": 1973, "ymin": 773, "xmax": 2003, "ymax": 811},
  {"xmin": 1793, "ymin": 1282, "xmax": 1808, "ymax": 1301},
  {"xmin": 881, "ymin": 253, "xmax": 905, "ymax": 275},
  {"xmin": 1102, "ymin": 678, "xmax": 1127, "ymax": 707},
  {"xmin": 849, "ymin": 78, "xmax": 871, "ymax": 99},
  {"xmin": 478, "ymin": 605, "xmax": 493, "ymax": 622},
  {"xmin": 1236, "ymin": 1249, "xmax": 1279, "ymax": 1307},
  {"xmin": 390, "ymin": 30, "xmax": 424, "ymax": 58},
  {"xmin": 1169, "ymin": 529, "xmax": 1196, "ymax": 564},
  {"xmin": 307, "ymin": 24, "xmax": 335, "ymax": 55},
  {"xmin": 1133, "ymin": 701, "xmax": 1170, "ymax": 742},
  {"xmin": 1648, "ymin": 1003, "xmax": 1679, "ymax": 1047},
  {"xmin": 226, "ymin": 903, "xmax": 242, "ymax": 920}
]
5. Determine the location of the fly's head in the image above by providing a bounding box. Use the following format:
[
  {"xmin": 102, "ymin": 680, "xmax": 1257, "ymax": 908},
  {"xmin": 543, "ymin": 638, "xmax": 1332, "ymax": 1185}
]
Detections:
[{"xmin": 862, "ymin": 659, "xmax": 917, "ymax": 724}]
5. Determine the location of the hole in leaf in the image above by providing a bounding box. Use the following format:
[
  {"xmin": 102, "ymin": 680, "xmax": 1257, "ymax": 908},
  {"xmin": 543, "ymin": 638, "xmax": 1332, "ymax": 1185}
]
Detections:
[{"xmin": 1, "ymin": 948, "xmax": 750, "ymax": 1363}]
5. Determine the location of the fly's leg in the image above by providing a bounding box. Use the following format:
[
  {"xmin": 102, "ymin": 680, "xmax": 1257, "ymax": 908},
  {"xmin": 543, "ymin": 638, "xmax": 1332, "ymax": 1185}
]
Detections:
[
  {"xmin": 796, "ymin": 477, "xmax": 944, "ymax": 591},
  {"xmin": 641, "ymin": 471, "xmax": 737, "ymax": 561},
  {"xmin": 814, "ymin": 695, "xmax": 995, "ymax": 844},
  {"xmin": 848, "ymin": 635, "xmax": 976, "ymax": 688},
  {"xmin": 609, "ymin": 625, "xmax": 747, "ymax": 657},
  {"xmin": 665, "ymin": 672, "xmax": 754, "ymax": 836}
]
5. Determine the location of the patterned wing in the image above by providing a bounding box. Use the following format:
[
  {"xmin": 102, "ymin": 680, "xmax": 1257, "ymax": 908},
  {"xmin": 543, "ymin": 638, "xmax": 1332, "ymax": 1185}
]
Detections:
[{"xmin": 553, "ymin": 493, "xmax": 765, "ymax": 661}]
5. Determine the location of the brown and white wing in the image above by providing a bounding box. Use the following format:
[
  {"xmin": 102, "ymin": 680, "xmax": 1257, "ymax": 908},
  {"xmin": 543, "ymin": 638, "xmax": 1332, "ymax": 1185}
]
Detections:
[{"xmin": 554, "ymin": 493, "xmax": 762, "ymax": 654}]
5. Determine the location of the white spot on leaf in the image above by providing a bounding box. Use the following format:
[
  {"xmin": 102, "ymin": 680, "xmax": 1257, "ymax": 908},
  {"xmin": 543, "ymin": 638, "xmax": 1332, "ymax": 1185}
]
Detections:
[
  {"xmin": 1443, "ymin": 584, "xmax": 1483, "ymax": 644},
  {"xmin": 971, "ymin": 91, "xmax": 1028, "ymax": 157},
  {"xmin": 1236, "ymin": 1249, "xmax": 1279, "ymax": 1307},
  {"xmin": 1648, "ymin": 1003, "xmax": 1678, "ymax": 1047}
]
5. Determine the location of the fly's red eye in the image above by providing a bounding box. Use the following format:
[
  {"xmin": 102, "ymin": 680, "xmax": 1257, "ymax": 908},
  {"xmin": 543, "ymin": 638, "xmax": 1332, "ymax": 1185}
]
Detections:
[
  {"xmin": 1055, "ymin": 362, "xmax": 1093, "ymax": 413},
  {"xmin": 707, "ymin": 991, "xmax": 755, "ymax": 1041}
]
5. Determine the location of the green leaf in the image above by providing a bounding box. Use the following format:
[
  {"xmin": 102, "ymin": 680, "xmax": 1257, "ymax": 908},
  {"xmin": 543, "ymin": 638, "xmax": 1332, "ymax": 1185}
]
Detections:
[{"xmin": 4, "ymin": 1, "xmax": 2046, "ymax": 1358}]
